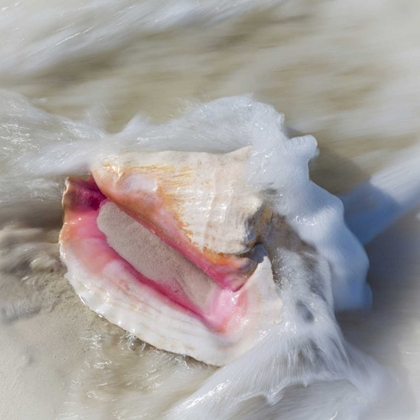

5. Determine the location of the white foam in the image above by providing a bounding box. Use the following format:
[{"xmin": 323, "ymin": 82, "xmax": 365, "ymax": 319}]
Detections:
[
  {"xmin": 342, "ymin": 144, "xmax": 420, "ymax": 244},
  {"xmin": 165, "ymin": 241, "xmax": 384, "ymax": 420}
]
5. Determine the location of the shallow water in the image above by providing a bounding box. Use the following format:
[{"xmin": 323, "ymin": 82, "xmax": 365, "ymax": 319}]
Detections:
[{"xmin": 1, "ymin": 0, "xmax": 420, "ymax": 419}]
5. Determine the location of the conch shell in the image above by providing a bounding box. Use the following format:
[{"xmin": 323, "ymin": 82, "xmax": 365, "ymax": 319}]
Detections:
[{"xmin": 60, "ymin": 147, "xmax": 283, "ymax": 366}]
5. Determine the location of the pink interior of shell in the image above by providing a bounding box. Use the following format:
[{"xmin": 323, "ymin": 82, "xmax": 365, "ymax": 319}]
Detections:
[{"xmin": 61, "ymin": 177, "xmax": 255, "ymax": 332}]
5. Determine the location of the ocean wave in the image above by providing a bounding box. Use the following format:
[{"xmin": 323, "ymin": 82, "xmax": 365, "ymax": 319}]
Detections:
[{"xmin": 0, "ymin": 0, "xmax": 282, "ymax": 77}]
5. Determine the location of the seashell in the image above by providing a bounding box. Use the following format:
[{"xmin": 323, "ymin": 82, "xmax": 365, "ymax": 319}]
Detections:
[{"xmin": 60, "ymin": 148, "xmax": 282, "ymax": 366}]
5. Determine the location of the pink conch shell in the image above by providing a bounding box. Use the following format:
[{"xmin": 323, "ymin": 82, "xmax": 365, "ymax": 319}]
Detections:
[{"xmin": 59, "ymin": 148, "xmax": 282, "ymax": 366}]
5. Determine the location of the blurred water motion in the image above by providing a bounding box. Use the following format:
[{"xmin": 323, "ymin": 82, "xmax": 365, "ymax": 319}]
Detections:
[{"xmin": 0, "ymin": 0, "xmax": 420, "ymax": 419}]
